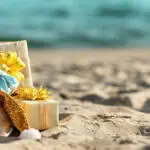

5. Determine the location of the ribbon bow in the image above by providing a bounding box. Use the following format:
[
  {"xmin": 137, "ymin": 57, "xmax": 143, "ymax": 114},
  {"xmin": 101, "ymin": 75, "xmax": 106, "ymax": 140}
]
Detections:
[{"xmin": 0, "ymin": 69, "xmax": 18, "ymax": 94}]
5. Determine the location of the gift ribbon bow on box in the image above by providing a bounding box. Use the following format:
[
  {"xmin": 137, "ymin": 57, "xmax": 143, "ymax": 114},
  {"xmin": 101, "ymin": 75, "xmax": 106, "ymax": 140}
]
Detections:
[{"xmin": 0, "ymin": 69, "xmax": 18, "ymax": 94}]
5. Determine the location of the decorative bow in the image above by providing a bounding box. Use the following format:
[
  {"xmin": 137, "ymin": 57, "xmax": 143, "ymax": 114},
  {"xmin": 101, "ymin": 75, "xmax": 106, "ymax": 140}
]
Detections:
[
  {"xmin": 0, "ymin": 51, "xmax": 25, "ymax": 82},
  {"xmin": 0, "ymin": 69, "xmax": 18, "ymax": 94}
]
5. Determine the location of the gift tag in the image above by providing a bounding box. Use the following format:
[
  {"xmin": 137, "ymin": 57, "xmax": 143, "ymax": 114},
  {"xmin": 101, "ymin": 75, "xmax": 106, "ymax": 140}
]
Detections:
[{"xmin": 0, "ymin": 105, "xmax": 13, "ymax": 136}]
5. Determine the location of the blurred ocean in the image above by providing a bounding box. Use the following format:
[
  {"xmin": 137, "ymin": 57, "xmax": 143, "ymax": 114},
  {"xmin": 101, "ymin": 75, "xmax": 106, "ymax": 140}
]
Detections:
[{"xmin": 0, "ymin": 0, "xmax": 150, "ymax": 48}]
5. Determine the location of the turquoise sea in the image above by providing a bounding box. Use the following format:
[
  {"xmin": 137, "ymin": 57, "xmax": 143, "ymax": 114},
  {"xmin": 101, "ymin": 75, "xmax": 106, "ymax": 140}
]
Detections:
[{"xmin": 1, "ymin": 0, "xmax": 150, "ymax": 48}]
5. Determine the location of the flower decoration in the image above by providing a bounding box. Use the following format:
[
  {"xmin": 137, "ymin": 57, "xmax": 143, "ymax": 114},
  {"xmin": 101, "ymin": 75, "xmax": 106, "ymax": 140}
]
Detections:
[
  {"xmin": 0, "ymin": 51, "xmax": 25, "ymax": 82},
  {"xmin": 12, "ymin": 87, "xmax": 50, "ymax": 100}
]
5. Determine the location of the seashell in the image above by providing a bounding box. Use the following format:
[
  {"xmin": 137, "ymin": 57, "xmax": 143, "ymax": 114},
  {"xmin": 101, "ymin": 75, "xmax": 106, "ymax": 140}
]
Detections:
[{"xmin": 0, "ymin": 105, "xmax": 13, "ymax": 136}]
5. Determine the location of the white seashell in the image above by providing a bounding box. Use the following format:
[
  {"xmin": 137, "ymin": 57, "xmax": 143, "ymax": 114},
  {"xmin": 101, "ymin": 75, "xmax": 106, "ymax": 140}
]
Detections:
[{"xmin": 19, "ymin": 128, "xmax": 41, "ymax": 140}]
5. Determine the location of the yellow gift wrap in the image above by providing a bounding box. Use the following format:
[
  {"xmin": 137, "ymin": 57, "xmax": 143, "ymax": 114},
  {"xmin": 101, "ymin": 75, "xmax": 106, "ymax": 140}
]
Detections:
[{"xmin": 15, "ymin": 99, "xmax": 59, "ymax": 130}]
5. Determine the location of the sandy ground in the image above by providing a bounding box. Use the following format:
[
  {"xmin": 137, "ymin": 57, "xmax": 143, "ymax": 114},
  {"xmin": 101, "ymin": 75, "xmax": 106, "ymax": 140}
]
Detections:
[{"xmin": 1, "ymin": 49, "xmax": 150, "ymax": 149}]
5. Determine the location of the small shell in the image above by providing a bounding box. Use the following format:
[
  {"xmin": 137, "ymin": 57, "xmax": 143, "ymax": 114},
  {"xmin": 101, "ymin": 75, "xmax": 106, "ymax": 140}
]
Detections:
[
  {"xmin": 0, "ymin": 105, "xmax": 13, "ymax": 136},
  {"xmin": 19, "ymin": 128, "xmax": 41, "ymax": 140}
]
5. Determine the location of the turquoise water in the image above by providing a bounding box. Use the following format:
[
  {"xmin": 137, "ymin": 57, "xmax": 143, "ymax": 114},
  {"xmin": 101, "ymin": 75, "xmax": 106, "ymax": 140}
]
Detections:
[{"xmin": 1, "ymin": 0, "xmax": 150, "ymax": 48}]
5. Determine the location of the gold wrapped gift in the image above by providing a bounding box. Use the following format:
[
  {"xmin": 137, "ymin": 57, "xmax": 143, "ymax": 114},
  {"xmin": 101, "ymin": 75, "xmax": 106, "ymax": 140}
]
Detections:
[
  {"xmin": 13, "ymin": 87, "xmax": 59, "ymax": 130},
  {"xmin": 15, "ymin": 99, "xmax": 59, "ymax": 130}
]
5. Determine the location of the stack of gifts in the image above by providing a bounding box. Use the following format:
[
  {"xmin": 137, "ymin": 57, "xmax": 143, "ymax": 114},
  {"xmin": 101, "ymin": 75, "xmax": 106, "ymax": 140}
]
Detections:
[{"xmin": 0, "ymin": 41, "xmax": 59, "ymax": 139}]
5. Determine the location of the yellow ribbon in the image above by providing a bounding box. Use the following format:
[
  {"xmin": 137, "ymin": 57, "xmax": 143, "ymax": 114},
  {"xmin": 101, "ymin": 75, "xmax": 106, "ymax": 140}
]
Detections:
[
  {"xmin": 12, "ymin": 87, "xmax": 50, "ymax": 100},
  {"xmin": 0, "ymin": 51, "xmax": 25, "ymax": 82}
]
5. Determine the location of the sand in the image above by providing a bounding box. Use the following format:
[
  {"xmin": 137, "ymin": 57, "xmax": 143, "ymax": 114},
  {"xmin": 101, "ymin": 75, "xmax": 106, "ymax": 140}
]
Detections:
[{"xmin": 1, "ymin": 49, "xmax": 150, "ymax": 150}]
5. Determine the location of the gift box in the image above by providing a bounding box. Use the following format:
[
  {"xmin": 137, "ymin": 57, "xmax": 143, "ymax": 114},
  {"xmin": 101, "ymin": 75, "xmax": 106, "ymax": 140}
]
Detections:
[
  {"xmin": 15, "ymin": 99, "xmax": 59, "ymax": 130},
  {"xmin": 0, "ymin": 41, "xmax": 31, "ymax": 136},
  {"xmin": 12, "ymin": 86, "xmax": 59, "ymax": 131},
  {"xmin": 0, "ymin": 41, "xmax": 33, "ymax": 87}
]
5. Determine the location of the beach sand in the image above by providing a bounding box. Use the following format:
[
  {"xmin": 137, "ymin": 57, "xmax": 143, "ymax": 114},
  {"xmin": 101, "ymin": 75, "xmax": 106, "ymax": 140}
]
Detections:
[{"xmin": 1, "ymin": 49, "xmax": 150, "ymax": 149}]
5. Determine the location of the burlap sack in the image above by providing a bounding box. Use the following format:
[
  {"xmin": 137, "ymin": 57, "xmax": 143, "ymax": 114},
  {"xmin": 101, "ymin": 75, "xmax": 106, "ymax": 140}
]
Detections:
[{"xmin": 0, "ymin": 40, "xmax": 32, "ymax": 136}]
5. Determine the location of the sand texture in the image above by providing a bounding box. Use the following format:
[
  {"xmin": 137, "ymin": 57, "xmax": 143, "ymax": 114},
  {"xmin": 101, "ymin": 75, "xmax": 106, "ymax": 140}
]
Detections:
[{"xmin": 1, "ymin": 50, "xmax": 150, "ymax": 150}]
